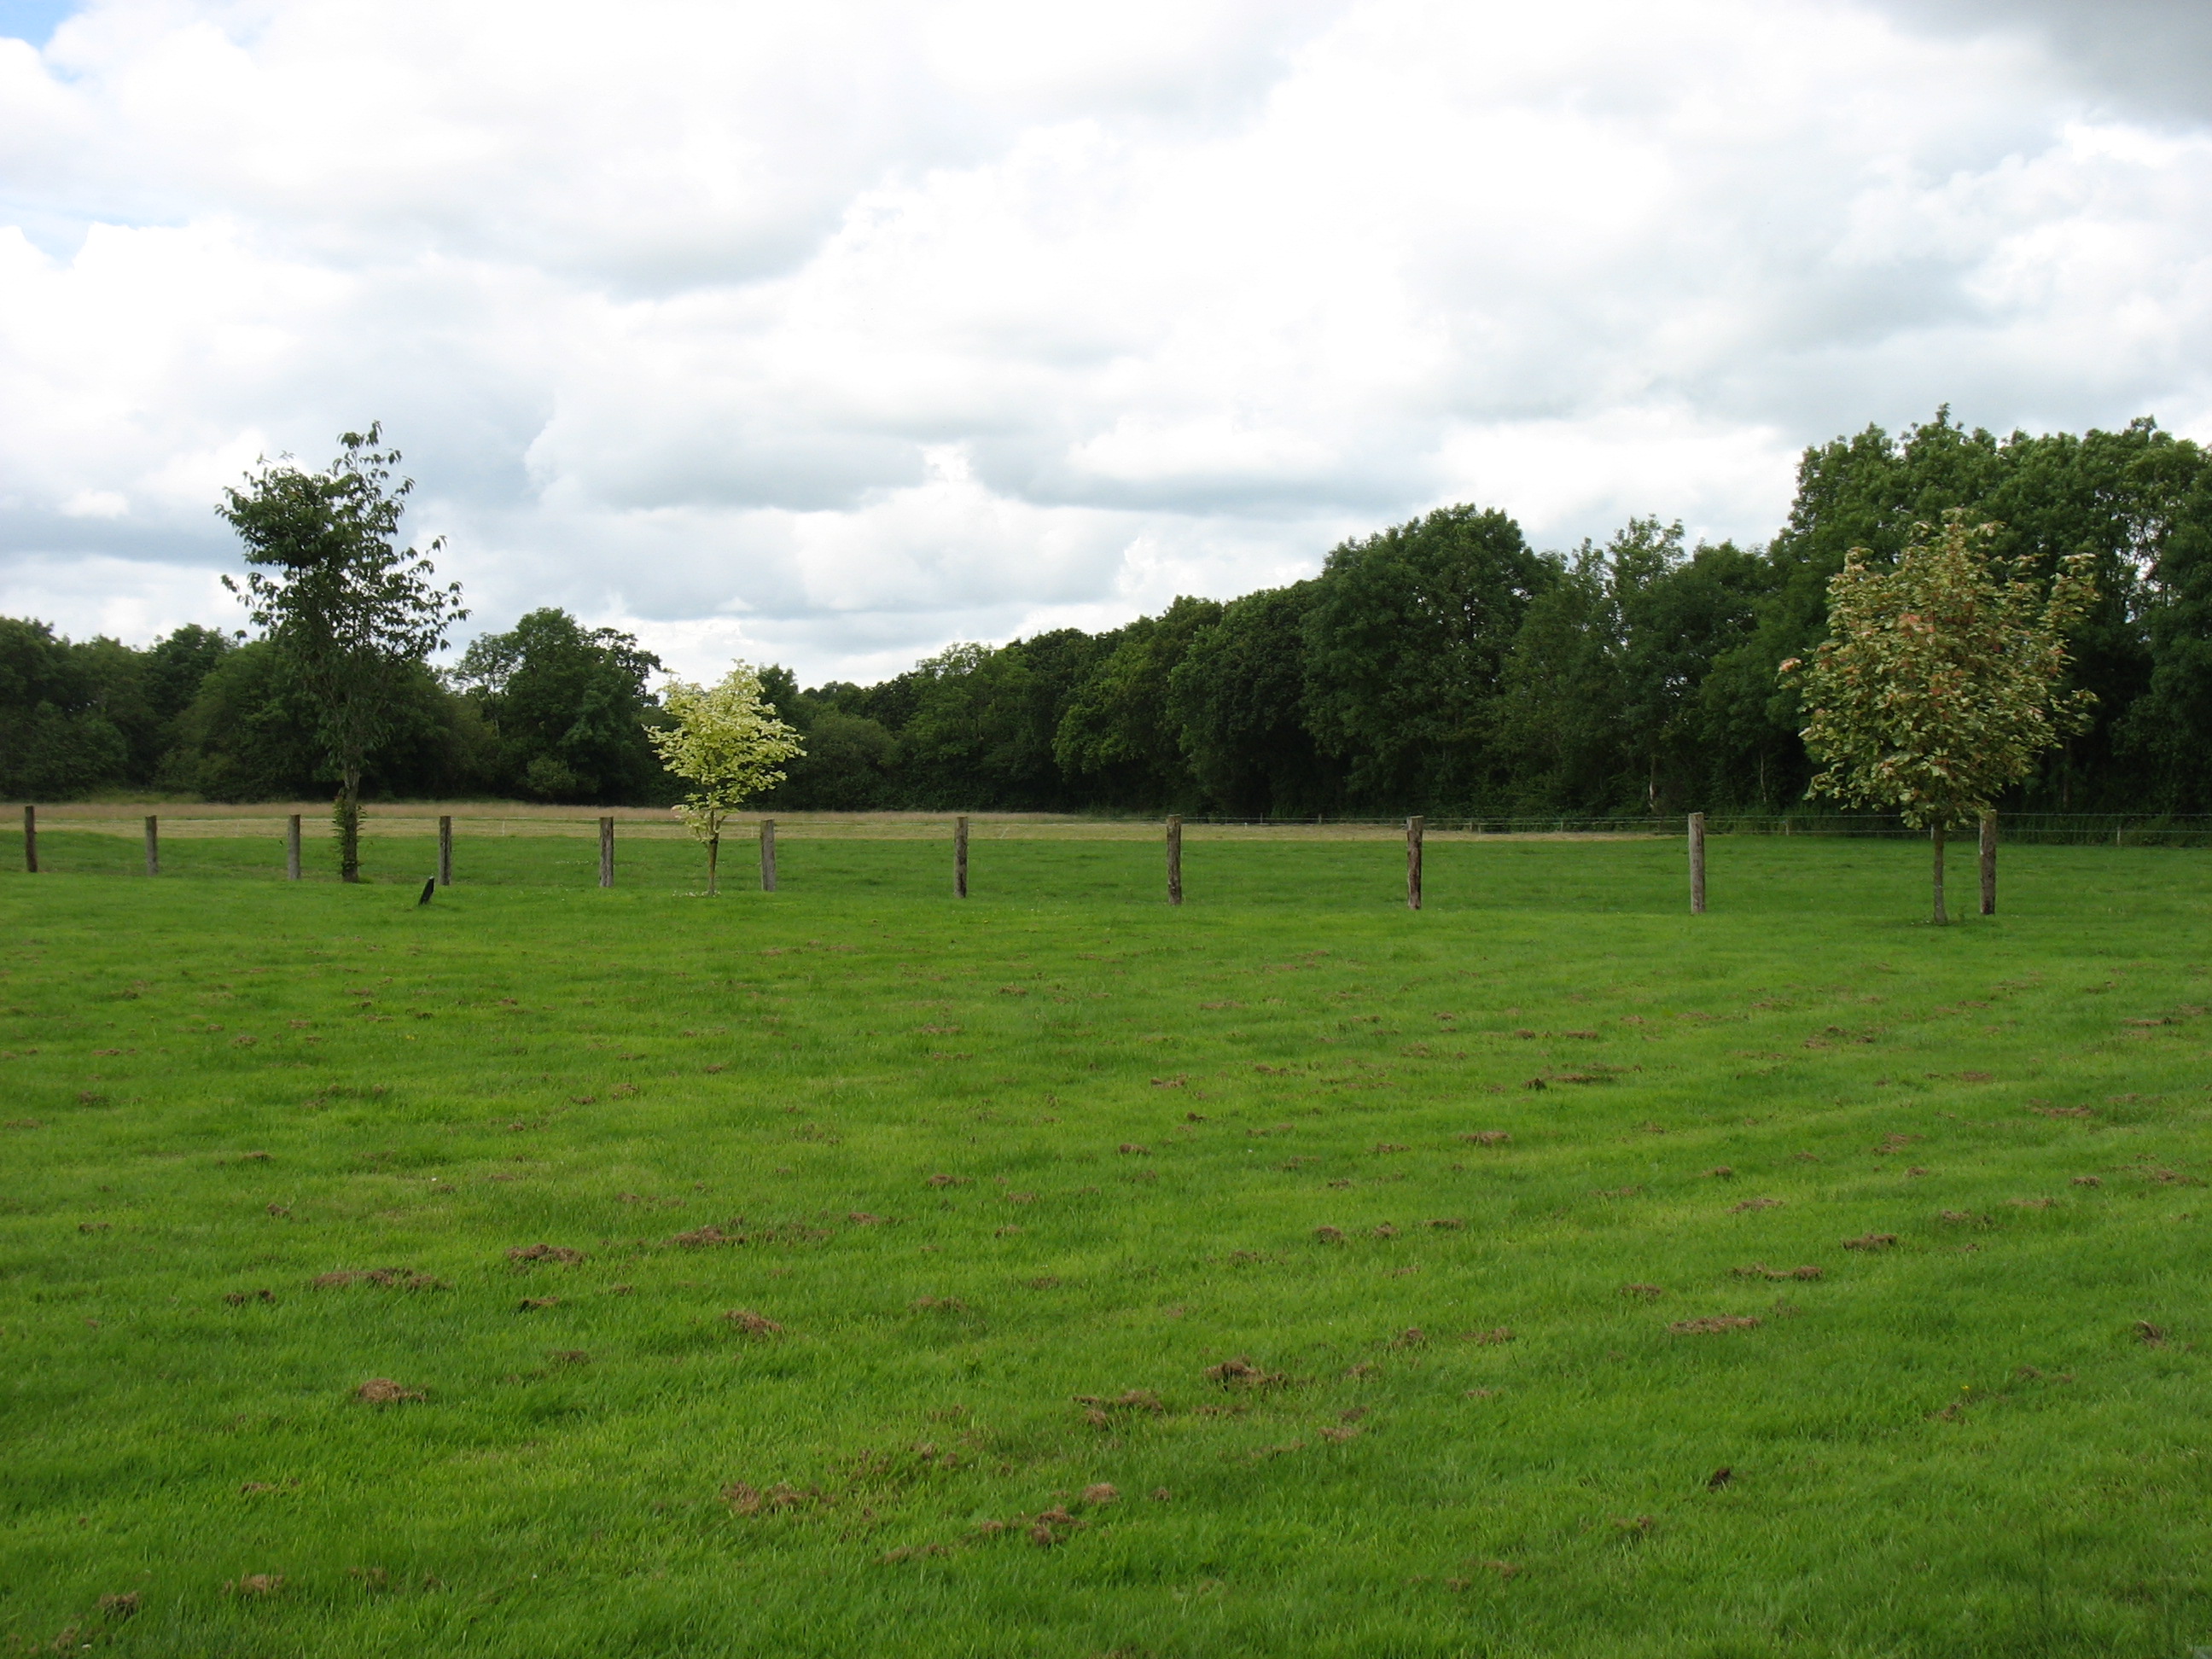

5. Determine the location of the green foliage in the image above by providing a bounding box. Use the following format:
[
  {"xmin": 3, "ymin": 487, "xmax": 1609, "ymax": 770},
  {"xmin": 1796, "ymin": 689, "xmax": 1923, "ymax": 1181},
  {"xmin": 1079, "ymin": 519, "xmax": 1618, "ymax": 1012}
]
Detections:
[
  {"xmin": 7, "ymin": 835, "xmax": 2212, "ymax": 1654},
  {"xmin": 771, "ymin": 709, "xmax": 901, "ymax": 809},
  {"xmin": 1499, "ymin": 522, "xmax": 1780, "ymax": 813},
  {"xmin": 218, "ymin": 425, "xmax": 466, "ymax": 877},
  {"xmin": 1302, "ymin": 505, "xmax": 1553, "ymax": 811},
  {"xmin": 1054, "ymin": 598, "xmax": 1222, "ymax": 809},
  {"xmin": 0, "ymin": 615, "xmax": 236, "ymax": 800},
  {"xmin": 648, "ymin": 663, "xmax": 805, "ymax": 891},
  {"xmin": 1787, "ymin": 513, "xmax": 2098, "ymax": 829},
  {"xmin": 163, "ymin": 641, "xmax": 490, "ymax": 803},
  {"xmin": 1167, "ymin": 582, "xmax": 1341, "ymax": 818},
  {"xmin": 1747, "ymin": 410, "xmax": 2211, "ymax": 808},
  {"xmin": 13, "ymin": 406, "xmax": 2211, "ymax": 823},
  {"xmin": 2120, "ymin": 457, "xmax": 2212, "ymax": 806},
  {"xmin": 455, "ymin": 609, "xmax": 668, "ymax": 804}
]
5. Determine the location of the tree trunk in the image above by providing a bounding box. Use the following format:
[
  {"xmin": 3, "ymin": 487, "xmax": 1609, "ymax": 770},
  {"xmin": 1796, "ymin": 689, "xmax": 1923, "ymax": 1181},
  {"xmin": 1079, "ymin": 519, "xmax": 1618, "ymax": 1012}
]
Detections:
[
  {"xmin": 336, "ymin": 770, "xmax": 362, "ymax": 883},
  {"xmin": 707, "ymin": 834, "xmax": 719, "ymax": 897},
  {"xmin": 1930, "ymin": 820, "xmax": 1947, "ymax": 926}
]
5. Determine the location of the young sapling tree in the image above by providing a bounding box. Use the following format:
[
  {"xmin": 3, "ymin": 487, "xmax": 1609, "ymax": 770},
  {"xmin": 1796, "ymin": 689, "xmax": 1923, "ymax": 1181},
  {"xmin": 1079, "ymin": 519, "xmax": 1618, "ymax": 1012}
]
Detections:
[
  {"xmin": 1782, "ymin": 512, "xmax": 2096, "ymax": 923},
  {"xmin": 647, "ymin": 665, "xmax": 803, "ymax": 894}
]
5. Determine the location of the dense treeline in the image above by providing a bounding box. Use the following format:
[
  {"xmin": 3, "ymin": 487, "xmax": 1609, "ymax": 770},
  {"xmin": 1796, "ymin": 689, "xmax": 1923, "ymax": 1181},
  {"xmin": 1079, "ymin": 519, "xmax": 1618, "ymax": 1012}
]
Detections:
[
  {"xmin": 8, "ymin": 410, "xmax": 2211, "ymax": 812},
  {"xmin": 0, "ymin": 609, "xmax": 671, "ymax": 806}
]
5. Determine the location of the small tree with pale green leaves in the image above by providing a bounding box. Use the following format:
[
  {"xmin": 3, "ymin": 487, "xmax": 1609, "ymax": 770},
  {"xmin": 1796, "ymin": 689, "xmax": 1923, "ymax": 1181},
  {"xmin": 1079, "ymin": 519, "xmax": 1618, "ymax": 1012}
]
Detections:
[
  {"xmin": 646, "ymin": 664, "xmax": 803, "ymax": 894},
  {"xmin": 1781, "ymin": 512, "xmax": 2097, "ymax": 923}
]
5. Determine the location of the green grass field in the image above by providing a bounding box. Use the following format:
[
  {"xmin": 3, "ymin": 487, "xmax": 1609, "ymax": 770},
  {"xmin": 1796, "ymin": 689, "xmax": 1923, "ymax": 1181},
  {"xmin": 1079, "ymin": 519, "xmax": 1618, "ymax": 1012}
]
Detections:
[{"xmin": 3, "ymin": 829, "xmax": 2209, "ymax": 1656}]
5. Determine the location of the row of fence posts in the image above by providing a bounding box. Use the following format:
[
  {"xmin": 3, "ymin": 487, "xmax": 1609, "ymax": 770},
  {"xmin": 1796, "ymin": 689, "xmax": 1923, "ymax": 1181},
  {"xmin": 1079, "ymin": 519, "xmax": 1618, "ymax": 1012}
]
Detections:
[
  {"xmin": 15, "ymin": 804, "xmax": 2005, "ymax": 916},
  {"xmin": 17, "ymin": 806, "xmax": 438, "ymax": 888},
  {"xmin": 1682, "ymin": 809, "xmax": 1998, "ymax": 916}
]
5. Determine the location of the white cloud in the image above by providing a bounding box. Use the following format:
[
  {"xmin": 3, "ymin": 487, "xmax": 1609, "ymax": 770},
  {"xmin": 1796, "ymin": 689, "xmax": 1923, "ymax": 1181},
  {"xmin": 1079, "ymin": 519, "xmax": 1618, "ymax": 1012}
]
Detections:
[{"xmin": 3, "ymin": 0, "xmax": 2211, "ymax": 684}]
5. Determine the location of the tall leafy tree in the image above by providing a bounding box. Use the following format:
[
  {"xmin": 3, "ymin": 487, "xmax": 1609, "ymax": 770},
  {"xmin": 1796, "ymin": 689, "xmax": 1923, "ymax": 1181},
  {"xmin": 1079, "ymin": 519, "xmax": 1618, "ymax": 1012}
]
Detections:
[
  {"xmin": 1615, "ymin": 529, "xmax": 1778, "ymax": 811},
  {"xmin": 219, "ymin": 426, "xmax": 466, "ymax": 880},
  {"xmin": 1784, "ymin": 514, "xmax": 2098, "ymax": 923},
  {"xmin": 0, "ymin": 618, "xmax": 131, "ymax": 798},
  {"xmin": 1054, "ymin": 597, "xmax": 1221, "ymax": 811},
  {"xmin": 455, "ymin": 608, "xmax": 667, "ymax": 802},
  {"xmin": 1168, "ymin": 582, "xmax": 1342, "ymax": 818},
  {"xmin": 1303, "ymin": 505, "xmax": 1552, "ymax": 811},
  {"xmin": 1495, "ymin": 544, "xmax": 1623, "ymax": 811},
  {"xmin": 1718, "ymin": 410, "xmax": 2204, "ymax": 812}
]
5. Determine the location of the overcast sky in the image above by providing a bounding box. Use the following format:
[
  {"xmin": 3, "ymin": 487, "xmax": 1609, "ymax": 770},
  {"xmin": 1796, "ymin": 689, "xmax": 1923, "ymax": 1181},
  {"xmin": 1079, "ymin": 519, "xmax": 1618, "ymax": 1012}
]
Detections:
[{"xmin": 3, "ymin": 0, "xmax": 2209, "ymax": 686}]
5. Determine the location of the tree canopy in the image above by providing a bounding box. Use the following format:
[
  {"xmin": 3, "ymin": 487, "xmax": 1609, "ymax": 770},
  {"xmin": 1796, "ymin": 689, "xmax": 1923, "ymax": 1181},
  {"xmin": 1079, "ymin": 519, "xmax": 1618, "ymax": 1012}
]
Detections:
[
  {"xmin": 649, "ymin": 665, "xmax": 805, "ymax": 894},
  {"xmin": 12, "ymin": 408, "xmax": 2210, "ymax": 823},
  {"xmin": 218, "ymin": 425, "xmax": 465, "ymax": 877}
]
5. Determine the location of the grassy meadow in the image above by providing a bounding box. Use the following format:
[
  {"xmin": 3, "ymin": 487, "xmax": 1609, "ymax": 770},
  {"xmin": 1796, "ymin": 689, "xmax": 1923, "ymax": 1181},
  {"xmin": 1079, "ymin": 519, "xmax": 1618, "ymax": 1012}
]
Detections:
[{"xmin": 3, "ymin": 825, "xmax": 2209, "ymax": 1656}]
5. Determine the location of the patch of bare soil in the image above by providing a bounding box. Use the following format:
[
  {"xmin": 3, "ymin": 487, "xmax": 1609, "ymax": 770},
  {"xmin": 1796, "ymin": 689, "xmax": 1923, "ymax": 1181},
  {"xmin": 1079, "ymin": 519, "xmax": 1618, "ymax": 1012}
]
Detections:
[
  {"xmin": 506, "ymin": 1243, "xmax": 585, "ymax": 1265},
  {"xmin": 1204, "ymin": 1356, "xmax": 1285, "ymax": 1389}
]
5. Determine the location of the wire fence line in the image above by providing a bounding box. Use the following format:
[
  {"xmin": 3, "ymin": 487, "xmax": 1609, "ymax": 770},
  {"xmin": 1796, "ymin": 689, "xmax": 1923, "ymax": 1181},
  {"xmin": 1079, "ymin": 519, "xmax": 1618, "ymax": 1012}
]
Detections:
[{"xmin": 13, "ymin": 804, "xmax": 2212, "ymax": 847}]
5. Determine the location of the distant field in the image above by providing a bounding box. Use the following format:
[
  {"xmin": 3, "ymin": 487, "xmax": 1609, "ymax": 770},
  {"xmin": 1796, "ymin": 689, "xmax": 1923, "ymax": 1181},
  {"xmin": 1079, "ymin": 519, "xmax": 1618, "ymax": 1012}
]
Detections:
[{"xmin": 3, "ymin": 835, "xmax": 2209, "ymax": 1656}]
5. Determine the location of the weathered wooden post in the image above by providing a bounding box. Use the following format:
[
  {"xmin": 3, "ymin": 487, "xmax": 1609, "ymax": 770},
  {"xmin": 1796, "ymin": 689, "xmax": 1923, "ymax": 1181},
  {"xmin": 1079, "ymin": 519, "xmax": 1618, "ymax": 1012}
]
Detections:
[
  {"xmin": 954, "ymin": 816, "xmax": 969, "ymax": 898},
  {"xmin": 22, "ymin": 804, "xmax": 36, "ymax": 874},
  {"xmin": 1166, "ymin": 815, "xmax": 1183, "ymax": 906},
  {"xmin": 1931, "ymin": 822, "xmax": 1947, "ymax": 926},
  {"xmin": 438, "ymin": 815, "xmax": 453, "ymax": 887},
  {"xmin": 286, "ymin": 813, "xmax": 302, "ymax": 881},
  {"xmin": 760, "ymin": 818, "xmax": 777, "ymax": 892},
  {"xmin": 598, "ymin": 816, "xmax": 614, "ymax": 888},
  {"xmin": 1688, "ymin": 812, "xmax": 1707, "ymax": 915},
  {"xmin": 1979, "ymin": 812, "xmax": 1997, "ymax": 917},
  {"xmin": 1406, "ymin": 815, "xmax": 1424, "ymax": 911},
  {"xmin": 144, "ymin": 815, "xmax": 159, "ymax": 876}
]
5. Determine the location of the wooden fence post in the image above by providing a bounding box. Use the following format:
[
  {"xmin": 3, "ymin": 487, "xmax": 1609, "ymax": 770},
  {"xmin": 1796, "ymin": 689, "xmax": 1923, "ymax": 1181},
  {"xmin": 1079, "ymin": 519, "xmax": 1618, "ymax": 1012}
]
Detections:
[
  {"xmin": 1406, "ymin": 815, "xmax": 1424, "ymax": 911},
  {"xmin": 598, "ymin": 817, "xmax": 614, "ymax": 888},
  {"xmin": 1166, "ymin": 815, "xmax": 1183, "ymax": 906},
  {"xmin": 144, "ymin": 815, "xmax": 159, "ymax": 876},
  {"xmin": 955, "ymin": 816, "xmax": 969, "ymax": 898},
  {"xmin": 286, "ymin": 814, "xmax": 302, "ymax": 881},
  {"xmin": 760, "ymin": 819, "xmax": 777, "ymax": 892},
  {"xmin": 1688, "ymin": 812, "xmax": 1707, "ymax": 914},
  {"xmin": 438, "ymin": 815, "xmax": 453, "ymax": 887},
  {"xmin": 22, "ymin": 804, "xmax": 35, "ymax": 874},
  {"xmin": 1979, "ymin": 812, "xmax": 1996, "ymax": 917}
]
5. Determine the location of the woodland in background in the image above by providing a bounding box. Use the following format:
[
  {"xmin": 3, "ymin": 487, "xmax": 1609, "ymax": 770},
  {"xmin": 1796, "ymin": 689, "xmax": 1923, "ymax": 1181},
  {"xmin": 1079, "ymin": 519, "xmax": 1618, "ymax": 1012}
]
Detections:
[{"xmin": 7, "ymin": 410, "xmax": 2212, "ymax": 816}]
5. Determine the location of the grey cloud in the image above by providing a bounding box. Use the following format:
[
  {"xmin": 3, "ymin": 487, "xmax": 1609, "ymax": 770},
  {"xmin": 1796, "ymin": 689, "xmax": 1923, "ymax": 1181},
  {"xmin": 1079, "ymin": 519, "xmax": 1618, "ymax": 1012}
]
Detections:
[
  {"xmin": 6, "ymin": 0, "xmax": 2212, "ymax": 687},
  {"xmin": 1867, "ymin": 0, "xmax": 2212, "ymax": 126}
]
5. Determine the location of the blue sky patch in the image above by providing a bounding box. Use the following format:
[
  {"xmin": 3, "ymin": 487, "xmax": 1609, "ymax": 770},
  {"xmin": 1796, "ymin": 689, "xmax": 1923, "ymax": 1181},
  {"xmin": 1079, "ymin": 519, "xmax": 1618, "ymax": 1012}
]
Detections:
[{"xmin": 0, "ymin": 1, "xmax": 74, "ymax": 47}]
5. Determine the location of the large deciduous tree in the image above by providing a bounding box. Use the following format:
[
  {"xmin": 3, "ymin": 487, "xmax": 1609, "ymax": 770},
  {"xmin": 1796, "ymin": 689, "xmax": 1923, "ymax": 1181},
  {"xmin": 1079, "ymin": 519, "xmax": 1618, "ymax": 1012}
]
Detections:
[
  {"xmin": 219, "ymin": 425, "xmax": 465, "ymax": 881},
  {"xmin": 1302, "ymin": 505, "xmax": 1552, "ymax": 812},
  {"xmin": 1783, "ymin": 513, "xmax": 2098, "ymax": 923},
  {"xmin": 1168, "ymin": 581, "xmax": 1342, "ymax": 818},
  {"xmin": 647, "ymin": 665, "xmax": 804, "ymax": 895},
  {"xmin": 454, "ymin": 608, "xmax": 668, "ymax": 803}
]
